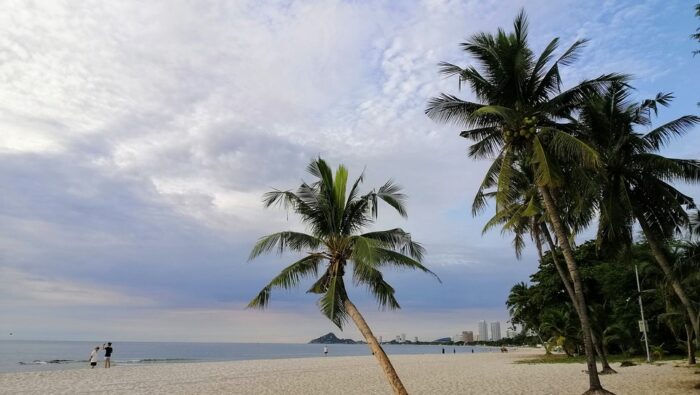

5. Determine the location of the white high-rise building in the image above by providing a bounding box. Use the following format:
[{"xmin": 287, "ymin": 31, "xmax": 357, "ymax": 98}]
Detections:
[
  {"xmin": 478, "ymin": 320, "xmax": 488, "ymax": 342},
  {"xmin": 400, "ymin": 333, "xmax": 406, "ymax": 343},
  {"xmin": 490, "ymin": 321, "xmax": 502, "ymax": 341}
]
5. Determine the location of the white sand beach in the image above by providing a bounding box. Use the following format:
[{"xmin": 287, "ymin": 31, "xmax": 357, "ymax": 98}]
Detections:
[{"xmin": 0, "ymin": 349, "xmax": 697, "ymax": 394}]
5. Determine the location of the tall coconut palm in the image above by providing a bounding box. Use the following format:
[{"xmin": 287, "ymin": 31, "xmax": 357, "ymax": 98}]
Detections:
[
  {"xmin": 577, "ymin": 82, "xmax": 700, "ymax": 350},
  {"xmin": 426, "ymin": 10, "xmax": 620, "ymax": 394},
  {"xmin": 484, "ymin": 167, "xmax": 616, "ymax": 372},
  {"xmin": 247, "ymin": 158, "xmax": 439, "ymax": 395}
]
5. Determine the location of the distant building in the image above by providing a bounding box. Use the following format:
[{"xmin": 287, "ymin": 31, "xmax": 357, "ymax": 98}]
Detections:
[
  {"xmin": 478, "ymin": 320, "xmax": 488, "ymax": 342},
  {"xmin": 505, "ymin": 329, "xmax": 516, "ymax": 339},
  {"xmin": 461, "ymin": 331, "xmax": 474, "ymax": 343},
  {"xmin": 401, "ymin": 333, "xmax": 406, "ymax": 343},
  {"xmin": 490, "ymin": 321, "xmax": 501, "ymax": 341},
  {"xmin": 379, "ymin": 336, "xmax": 383, "ymax": 344},
  {"xmin": 414, "ymin": 336, "xmax": 419, "ymax": 343}
]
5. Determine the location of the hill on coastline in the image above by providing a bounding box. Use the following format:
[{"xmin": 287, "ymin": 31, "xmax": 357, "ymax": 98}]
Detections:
[{"xmin": 308, "ymin": 332, "xmax": 357, "ymax": 344}]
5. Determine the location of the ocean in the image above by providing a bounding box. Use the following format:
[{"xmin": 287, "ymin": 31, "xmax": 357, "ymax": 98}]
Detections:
[{"xmin": 0, "ymin": 340, "xmax": 499, "ymax": 373}]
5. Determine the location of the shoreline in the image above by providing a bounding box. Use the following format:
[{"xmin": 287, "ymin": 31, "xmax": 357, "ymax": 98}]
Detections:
[
  {"xmin": 0, "ymin": 341, "xmax": 506, "ymax": 374},
  {"xmin": 1, "ymin": 349, "xmax": 696, "ymax": 394}
]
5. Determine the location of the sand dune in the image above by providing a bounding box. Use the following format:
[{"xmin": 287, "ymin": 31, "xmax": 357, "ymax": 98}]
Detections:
[{"xmin": 0, "ymin": 349, "xmax": 697, "ymax": 394}]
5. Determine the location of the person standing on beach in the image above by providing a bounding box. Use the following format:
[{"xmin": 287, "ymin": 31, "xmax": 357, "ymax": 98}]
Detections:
[
  {"xmin": 103, "ymin": 342, "xmax": 113, "ymax": 368},
  {"xmin": 323, "ymin": 346, "xmax": 328, "ymax": 356},
  {"xmin": 89, "ymin": 346, "xmax": 99, "ymax": 368},
  {"xmin": 441, "ymin": 348, "xmax": 445, "ymax": 354}
]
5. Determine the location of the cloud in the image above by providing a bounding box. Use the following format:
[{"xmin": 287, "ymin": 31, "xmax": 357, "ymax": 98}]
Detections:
[
  {"xmin": 0, "ymin": 267, "xmax": 155, "ymax": 307},
  {"xmin": 0, "ymin": 0, "xmax": 697, "ymax": 341}
]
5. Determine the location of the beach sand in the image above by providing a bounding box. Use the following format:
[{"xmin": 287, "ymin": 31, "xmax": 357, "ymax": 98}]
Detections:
[{"xmin": 1, "ymin": 348, "xmax": 697, "ymax": 394}]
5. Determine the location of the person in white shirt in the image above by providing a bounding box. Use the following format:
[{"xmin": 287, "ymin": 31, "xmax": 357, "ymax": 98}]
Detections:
[
  {"xmin": 89, "ymin": 346, "xmax": 99, "ymax": 368},
  {"xmin": 323, "ymin": 346, "xmax": 328, "ymax": 356}
]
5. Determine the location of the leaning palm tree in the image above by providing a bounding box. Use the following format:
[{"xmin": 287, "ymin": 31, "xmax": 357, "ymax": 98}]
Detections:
[
  {"xmin": 426, "ymin": 10, "xmax": 619, "ymax": 394},
  {"xmin": 577, "ymin": 82, "xmax": 700, "ymax": 349},
  {"xmin": 247, "ymin": 157, "xmax": 439, "ymax": 395}
]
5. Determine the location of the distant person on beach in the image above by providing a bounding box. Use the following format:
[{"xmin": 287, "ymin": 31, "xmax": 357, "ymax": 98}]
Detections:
[
  {"xmin": 441, "ymin": 348, "xmax": 445, "ymax": 354},
  {"xmin": 323, "ymin": 346, "xmax": 328, "ymax": 356},
  {"xmin": 471, "ymin": 349, "xmax": 474, "ymax": 353},
  {"xmin": 89, "ymin": 346, "xmax": 99, "ymax": 368},
  {"xmin": 103, "ymin": 342, "xmax": 113, "ymax": 368},
  {"xmin": 453, "ymin": 348, "xmax": 456, "ymax": 354}
]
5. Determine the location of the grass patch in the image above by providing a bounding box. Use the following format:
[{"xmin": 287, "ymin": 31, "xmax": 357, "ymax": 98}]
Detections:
[{"xmin": 515, "ymin": 353, "xmax": 687, "ymax": 365}]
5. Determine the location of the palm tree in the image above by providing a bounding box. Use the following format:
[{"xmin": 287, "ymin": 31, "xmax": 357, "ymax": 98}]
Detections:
[
  {"xmin": 426, "ymin": 10, "xmax": 619, "ymax": 394},
  {"xmin": 247, "ymin": 158, "xmax": 439, "ymax": 395},
  {"xmin": 506, "ymin": 282, "xmax": 549, "ymax": 350},
  {"xmin": 662, "ymin": 240, "xmax": 700, "ymax": 364},
  {"xmin": 483, "ymin": 168, "xmax": 615, "ymax": 372},
  {"xmin": 540, "ymin": 304, "xmax": 581, "ymax": 357},
  {"xmin": 577, "ymin": 82, "xmax": 700, "ymax": 350}
]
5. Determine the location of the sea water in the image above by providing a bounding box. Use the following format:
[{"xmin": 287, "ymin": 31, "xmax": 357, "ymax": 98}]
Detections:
[{"xmin": 0, "ymin": 340, "xmax": 499, "ymax": 373}]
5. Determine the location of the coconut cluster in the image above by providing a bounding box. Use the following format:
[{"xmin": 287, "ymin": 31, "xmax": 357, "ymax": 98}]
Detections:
[{"xmin": 503, "ymin": 116, "xmax": 538, "ymax": 143}]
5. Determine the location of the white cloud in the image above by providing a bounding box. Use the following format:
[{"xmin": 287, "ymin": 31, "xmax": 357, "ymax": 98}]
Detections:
[{"xmin": 0, "ymin": 0, "xmax": 696, "ymax": 341}]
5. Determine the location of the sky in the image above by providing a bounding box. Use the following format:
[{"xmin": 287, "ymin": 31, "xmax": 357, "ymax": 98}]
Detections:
[{"xmin": 1, "ymin": 0, "xmax": 699, "ymax": 343}]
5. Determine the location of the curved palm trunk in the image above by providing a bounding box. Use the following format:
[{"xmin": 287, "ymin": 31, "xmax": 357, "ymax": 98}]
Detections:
[
  {"xmin": 344, "ymin": 298, "xmax": 408, "ymax": 395},
  {"xmin": 685, "ymin": 322, "xmax": 697, "ymax": 365},
  {"xmin": 541, "ymin": 225, "xmax": 616, "ymax": 374},
  {"xmin": 638, "ymin": 218, "xmax": 700, "ymax": 350},
  {"xmin": 538, "ymin": 186, "xmax": 613, "ymax": 395}
]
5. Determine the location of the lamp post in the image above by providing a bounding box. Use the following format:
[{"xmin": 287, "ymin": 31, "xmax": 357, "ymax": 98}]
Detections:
[{"xmin": 635, "ymin": 264, "xmax": 651, "ymax": 363}]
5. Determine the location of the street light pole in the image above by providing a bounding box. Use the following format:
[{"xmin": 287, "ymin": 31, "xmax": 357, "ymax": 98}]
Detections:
[{"xmin": 635, "ymin": 264, "xmax": 651, "ymax": 362}]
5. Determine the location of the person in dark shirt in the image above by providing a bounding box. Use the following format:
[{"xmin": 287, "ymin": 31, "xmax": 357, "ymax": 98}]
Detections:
[{"xmin": 103, "ymin": 342, "xmax": 113, "ymax": 368}]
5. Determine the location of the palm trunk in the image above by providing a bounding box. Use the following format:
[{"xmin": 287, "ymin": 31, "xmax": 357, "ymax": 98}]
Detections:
[
  {"xmin": 538, "ymin": 186, "xmax": 613, "ymax": 395},
  {"xmin": 638, "ymin": 218, "xmax": 700, "ymax": 350},
  {"xmin": 541, "ymin": 224, "xmax": 616, "ymax": 374},
  {"xmin": 344, "ymin": 298, "xmax": 408, "ymax": 395},
  {"xmin": 596, "ymin": 337, "xmax": 616, "ymax": 374},
  {"xmin": 685, "ymin": 322, "xmax": 697, "ymax": 365}
]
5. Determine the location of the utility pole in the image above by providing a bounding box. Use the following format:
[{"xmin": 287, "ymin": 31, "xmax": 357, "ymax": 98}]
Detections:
[{"xmin": 635, "ymin": 264, "xmax": 651, "ymax": 362}]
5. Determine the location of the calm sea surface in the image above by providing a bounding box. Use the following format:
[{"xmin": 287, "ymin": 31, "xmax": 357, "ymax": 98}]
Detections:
[{"xmin": 0, "ymin": 340, "xmax": 499, "ymax": 373}]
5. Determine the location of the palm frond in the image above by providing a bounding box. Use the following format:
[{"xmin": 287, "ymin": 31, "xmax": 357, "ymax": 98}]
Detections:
[
  {"xmin": 643, "ymin": 115, "xmax": 700, "ymax": 150},
  {"xmin": 425, "ymin": 94, "xmax": 495, "ymax": 127},
  {"xmin": 317, "ymin": 273, "xmax": 348, "ymax": 328},
  {"xmin": 374, "ymin": 248, "xmax": 441, "ymax": 282},
  {"xmin": 352, "ymin": 260, "xmax": 400, "ymax": 310},
  {"xmin": 248, "ymin": 231, "xmax": 322, "ymax": 260},
  {"xmin": 375, "ymin": 180, "xmax": 408, "ymax": 218},
  {"xmin": 531, "ymin": 135, "xmax": 561, "ymax": 187},
  {"xmin": 247, "ymin": 254, "xmax": 325, "ymax": 309},
  {"xmin": 547, "ymin": 128, "xmax": 600, "ymax": 168},
  {"xmin": 360, "ymin": 228, "xmax": 425, "ymax": 260}
]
